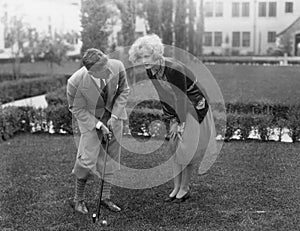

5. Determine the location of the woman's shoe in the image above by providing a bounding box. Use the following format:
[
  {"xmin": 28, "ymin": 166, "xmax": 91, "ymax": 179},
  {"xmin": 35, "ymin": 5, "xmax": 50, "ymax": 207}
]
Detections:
[
  {"xmin": 173, "ymin": 191, "xmax": 191, "ymax": 203},
  {"xmin": 164, "ymin": 195, "xmax": 176, "ymax": 202}
]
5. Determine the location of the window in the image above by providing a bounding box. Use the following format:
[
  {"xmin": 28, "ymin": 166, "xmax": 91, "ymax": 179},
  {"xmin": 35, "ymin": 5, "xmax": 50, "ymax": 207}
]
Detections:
[
  {"xmin": 232, "ymin": 32, "xmax": 240, "ymax": 47},
  {"xmin": 258, "ymin": 2, "xmax": 267, "ymax": 17},
  {"xmin": 269, "ymin": 2, "xmax": 277, "ymax": 17},
  {"xmin": 242, "ymin": 2, "xmax": 250, "ymax": 17},
  {"xmin": 205, "ymin": 2, "xmax": 213, "ymax": 17},
  {"xmin": 285, "ymin": 2, "xmax": 293, "ymax": 13},
  {"xmin": 268, "ymin": 31, "xmax": 276, "ymax": 43},
  {"xmin": 232, "ymin": 2, "xmax": 240, "ymax": 17},
  {"xmin": 215, "ymin": 2, "xmax": 223, "ymax": 17},
  {"xmin": 214, "ymin": 32, "xmax": 222, "ymax": 46},
  {"xmin": 242, "ymin": 32, "xmax": 251, "ymax": 47},
  {"xmin": 204, "ymin": 32, "xmax": 213, "ymax": 46}
]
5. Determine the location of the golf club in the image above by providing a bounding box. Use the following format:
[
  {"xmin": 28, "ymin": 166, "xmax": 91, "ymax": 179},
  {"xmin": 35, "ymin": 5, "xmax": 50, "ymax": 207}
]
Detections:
[{"xmin": 92, "ymin": 133, "xmax": 111, "ymax": 225}]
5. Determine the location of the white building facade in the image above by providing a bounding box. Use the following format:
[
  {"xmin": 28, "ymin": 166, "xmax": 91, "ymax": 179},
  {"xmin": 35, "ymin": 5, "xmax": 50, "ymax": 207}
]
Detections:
[{"xmin": 202, "ymin": 0, "xmax": 300, "ymax": 55}]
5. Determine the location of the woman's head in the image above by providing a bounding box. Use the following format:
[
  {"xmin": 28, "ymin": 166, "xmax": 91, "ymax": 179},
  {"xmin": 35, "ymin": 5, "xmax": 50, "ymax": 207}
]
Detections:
[{"xmin": 129, "ymin": 34, "xmax": 164, "ymax": 69}]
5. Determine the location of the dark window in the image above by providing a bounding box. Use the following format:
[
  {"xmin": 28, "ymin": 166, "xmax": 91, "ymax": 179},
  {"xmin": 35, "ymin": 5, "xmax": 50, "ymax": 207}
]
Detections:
[
  {"xmin": 258, "ymin": 2, "xmax": 267, "ymax": 17},
  {"xmin": 242, "ymin": 32, "xmax": 251, "ymax": 47},
  {"xmin": 232, "ymin": 2, "xmax": 240, "ymax": 17},
  {"xmin": 268, "ymin": 31, "xmax": 276, "ymax": 43},
  {"xmin": 232, "ymin": 32, "xmax": 240, "ymax": 47},
  {"xmin": 205, "ymin": 2, "xmax": 213, "ymax": 17},
  {"xmin": 204, "ymin": 32, "xmax": 213, "ymax": 46},
  {"xmin": 215, "ymin": 2, "xmax": 223, "ymax": 17},
  {"xmin": 285, "ymin": 2, "xmax": 293, "ymax": 13},
  {"xmin": 269, "ymin": 2, "xmax": 277, "ymax": 17},
  {"xmin": 242, "ymin": 2, "xmax": 250, "ymax": 17},
  {"xmin": 214, "ymin": 32, "xmax": 222, "ymax": 46}
]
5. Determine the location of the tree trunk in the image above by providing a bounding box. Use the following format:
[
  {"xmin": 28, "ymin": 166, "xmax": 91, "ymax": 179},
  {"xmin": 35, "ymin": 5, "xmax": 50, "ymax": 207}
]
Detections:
[
  {"xmin": 161, "ymin": 0, "xmax": 173, "ymax": 45},
  {"xmin": 174, "ymin": 0, "xmax": 187, "ymax": 50},
  {"xmin": 188, "ymin": 0, "xmax": 195, "ymax": 55},
  {"xmin": 195, "ymin": 0, "xmax": 204, "ymax": 56}
]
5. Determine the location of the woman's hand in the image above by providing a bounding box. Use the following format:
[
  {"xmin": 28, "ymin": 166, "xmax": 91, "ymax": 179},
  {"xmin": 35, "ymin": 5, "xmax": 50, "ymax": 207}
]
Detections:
[{"xmin": 169, "ymin": 122, "xmax": 179, "ymax": 141}]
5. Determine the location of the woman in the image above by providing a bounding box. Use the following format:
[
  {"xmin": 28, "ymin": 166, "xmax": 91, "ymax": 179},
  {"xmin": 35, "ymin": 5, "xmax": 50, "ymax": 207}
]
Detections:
[{"xmin": 129, "ymin": 34, "xmax": 216, "ymax": 203}]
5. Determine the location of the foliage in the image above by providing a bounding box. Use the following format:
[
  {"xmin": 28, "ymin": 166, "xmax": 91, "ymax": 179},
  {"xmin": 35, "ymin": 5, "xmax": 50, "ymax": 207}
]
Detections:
[
  {"xmin": 35, "ymin": 34, "xmax": 73, "ymax": 68},
  {"xmin": 81, "ymin": 0, "xmax": 114, "ymax": 53},
  {"xmin": 174, "ymin": 0, "xmax": 187, "ymax": 49},
  {"xmin": 145, "ymin": 0, "xmax": 161, "ymax": 36},
  {"xmin": 161, "ymin": 0, "xmax": 173, "ymax": 45},
  {"xmin": 0, "ymin": 75, "xmax": 68, "ymax": 104},
  {"xmin": 286, "ymin": 105, "xmax": 300, "ymax": 143},
  {"xmin": 115, "ymin": 0, "xmax": 136, "ymax": 46},
  {"xmin": 45, "ymin": 104, "xmax": 73, "ymax": 134},
  {"xmin": 4, "ymin": 16, "xmax": 29, "ymax": 79}
]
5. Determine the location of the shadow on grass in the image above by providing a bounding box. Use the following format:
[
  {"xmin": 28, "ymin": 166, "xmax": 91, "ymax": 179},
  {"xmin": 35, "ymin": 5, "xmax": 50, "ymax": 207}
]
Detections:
[{"xmin": 0, "ymin": 134, "xmax": 300, "ymax": 230}]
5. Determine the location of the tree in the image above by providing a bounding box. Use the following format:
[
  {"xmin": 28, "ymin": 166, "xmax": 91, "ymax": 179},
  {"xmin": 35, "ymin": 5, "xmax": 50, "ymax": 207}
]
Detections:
[
  {"xmin": 5, "ymin": 16, "xmax": 28, "ymax": 79},
  {"xmin": 37, "ymin": 34, "xmax": 73, "ymax": 75},
  {"xmin": 195, "ymin": 0, "xmax": 204, "ymax": 56},
  {"xmin": 115, "ymin": 0, "xmax": 136, "ymax": 46},
  {"xmin": 174, "ymin": 0, "xmax": 187, "ymax": 50},
  {"xmin": 145, "ymin": 0, "xmax": 161, "ymax": 36},
  {"xmin": 81, "ymin": 0, "xmax": 113, "ymax": 53},
  {"xmin": 188, "ymin": 0, "xmax": 196, "ymax": 55},
  {"xmin": 161, "ymin": 0, "xmax": 173, "ymax": 45}
]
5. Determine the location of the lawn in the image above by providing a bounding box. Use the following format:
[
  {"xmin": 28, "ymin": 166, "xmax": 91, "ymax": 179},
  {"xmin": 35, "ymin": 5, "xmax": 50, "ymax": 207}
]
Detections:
[
  {"xmin": 1, "ymin": 61, "xmax": 300, "ymax": 104},
  {"xmin": 129, "ymin": 64, "xmax": 300, "ymax": 105},
  {"xmin": 1, "ymin": 134, "xmax": 300, "ymax": 230}
]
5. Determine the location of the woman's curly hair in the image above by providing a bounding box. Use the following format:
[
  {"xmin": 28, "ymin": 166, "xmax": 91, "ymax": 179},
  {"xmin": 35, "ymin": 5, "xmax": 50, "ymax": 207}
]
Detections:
[{"xmin": 129, "ymin": 34, "xmax": 164, "ymax": 64}]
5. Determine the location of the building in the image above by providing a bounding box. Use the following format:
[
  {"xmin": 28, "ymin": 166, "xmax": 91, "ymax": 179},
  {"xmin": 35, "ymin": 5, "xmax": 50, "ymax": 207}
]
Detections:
[{"xmin": 202, "ymin": 0, "xmax": 300, "ymax": 55}]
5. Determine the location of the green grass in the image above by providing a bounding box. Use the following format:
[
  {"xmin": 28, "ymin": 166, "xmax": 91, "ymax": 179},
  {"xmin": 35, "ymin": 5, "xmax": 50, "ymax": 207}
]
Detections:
[{"xmin": 1, "ymin": 134, "xmax": 300, "ymax": 230}]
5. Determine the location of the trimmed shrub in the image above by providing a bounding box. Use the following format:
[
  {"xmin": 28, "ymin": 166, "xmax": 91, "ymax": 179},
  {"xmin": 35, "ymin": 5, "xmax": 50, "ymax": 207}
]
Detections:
[
  {"xmin": 286, "ymin": 105, "xmax": 300, "ymax": 143},
  {"xmin": 224, "ymin": 113, "xmax": 239, "ymax": 141},
  {"xmin": 0, "ymin": 73, "xmax": 48, "ymax": 83},
  {"xmin": 253, "ymin": 114, "xmax": 275, "ymax": 141},
  {"xmin": 45, "ymin": 104, "xmax": 73, "ymax": 134},
  {"xmin": 45, "ymin": 86, "xmax": 68, "ymax": 106},
  {"xmin": 0, "ymin": 75, "xmax": 68, "ymax": 104}
]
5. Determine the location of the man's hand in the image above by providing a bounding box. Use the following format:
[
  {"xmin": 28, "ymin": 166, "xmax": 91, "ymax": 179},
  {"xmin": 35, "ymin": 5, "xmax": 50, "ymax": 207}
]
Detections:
[
  {"xmin": 107, "ymin": 116, "xmax": 117, "ymax": 131},
  {"xmin": 100, "ymin": 124, "xmax": 110, "ymax": 136}
]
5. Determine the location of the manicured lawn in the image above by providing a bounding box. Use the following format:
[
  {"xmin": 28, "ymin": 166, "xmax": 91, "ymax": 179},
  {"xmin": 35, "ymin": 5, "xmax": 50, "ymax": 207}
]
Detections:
[
  {"xmin": 1, "ymin": 61, "xmax": 300, "ymax": 104},
  {"xmin": 129, "ymin": 64, "xmax": 300, "ymax": 105},
  {"xmin": 1, "ymin": 134, "xmax": 300, "ymax": 230}
]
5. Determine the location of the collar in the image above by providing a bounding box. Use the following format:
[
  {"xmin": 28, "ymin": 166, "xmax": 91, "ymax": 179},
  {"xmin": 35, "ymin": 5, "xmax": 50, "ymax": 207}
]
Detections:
[{"xmin": 150, "ymin": 57, "xmax": 165, "ymax": 77}]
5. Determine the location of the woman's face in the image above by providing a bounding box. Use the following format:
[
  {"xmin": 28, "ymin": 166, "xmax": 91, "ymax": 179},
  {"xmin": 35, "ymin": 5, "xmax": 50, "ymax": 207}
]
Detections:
[{"xmin": 140, "ymin": 47, "xmax": 158, "ymax": 69}]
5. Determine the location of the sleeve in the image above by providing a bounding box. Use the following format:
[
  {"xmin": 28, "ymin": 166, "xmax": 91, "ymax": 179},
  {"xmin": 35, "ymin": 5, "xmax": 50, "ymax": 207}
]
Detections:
[
  {"xmin": 169, "ymin": 67, "xmax": 187, "ymax": 124},
  {"xmin": 111, "ymin": 62, "xmax": 130, "ymax": 119},
  {"xmin": 66, "ymin": 80, "xmax": 99, "ymax": 131}
]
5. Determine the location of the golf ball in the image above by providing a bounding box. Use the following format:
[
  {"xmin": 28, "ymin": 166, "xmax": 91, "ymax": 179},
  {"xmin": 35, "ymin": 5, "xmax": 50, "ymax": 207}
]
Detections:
[{"xmin": 101, "ymin": 220, "xmax": 108, "ymax": 225}]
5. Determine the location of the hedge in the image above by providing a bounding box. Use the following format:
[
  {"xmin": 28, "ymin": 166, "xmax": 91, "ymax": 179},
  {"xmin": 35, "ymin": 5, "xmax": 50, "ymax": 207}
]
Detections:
[
  {"xmin": 1, "ymin": 103, "xmax": 300, "ymax": 143},
  {"xmin": 0, "ymin": 73, "xmax": 48, "ymax": 83},
  {"xmin": 0, "ymin": 75, "xmax": 69, "ymax": 104}
]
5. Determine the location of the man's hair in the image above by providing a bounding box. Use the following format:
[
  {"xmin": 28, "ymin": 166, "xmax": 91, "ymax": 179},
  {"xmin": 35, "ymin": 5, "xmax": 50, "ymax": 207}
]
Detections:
[{"xmin": 82, "ymin": 48, "xmax": 108, "ymax": 70}]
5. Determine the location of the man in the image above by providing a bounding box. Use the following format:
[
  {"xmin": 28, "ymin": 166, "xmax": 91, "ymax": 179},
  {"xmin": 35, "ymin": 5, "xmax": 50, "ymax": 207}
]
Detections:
[{"xmin": 67, "ymin": 48, "xmax": 130, "ymax": 214}]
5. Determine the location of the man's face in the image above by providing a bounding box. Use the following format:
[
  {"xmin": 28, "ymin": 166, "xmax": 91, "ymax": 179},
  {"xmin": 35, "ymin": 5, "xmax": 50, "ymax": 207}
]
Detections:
[{"xmin": 88, "ymin": 63, "xmax": 111, "ymax": 80}]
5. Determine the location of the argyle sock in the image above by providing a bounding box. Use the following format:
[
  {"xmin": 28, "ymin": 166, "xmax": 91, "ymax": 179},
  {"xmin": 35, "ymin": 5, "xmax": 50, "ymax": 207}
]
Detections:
[
  {"xmin": 101, "ymin": 173, "xmax": 113, "ymax": 200},
  {"xmin": 74, "ymin": 178, "xmax": 87, "ymax": 202}
]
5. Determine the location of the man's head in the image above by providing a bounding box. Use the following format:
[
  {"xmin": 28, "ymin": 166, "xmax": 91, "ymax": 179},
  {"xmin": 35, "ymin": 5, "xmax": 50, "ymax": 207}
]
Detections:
[{"xmin": 82, "ymin": 48, "xmax": 110, "ymax": 79}]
